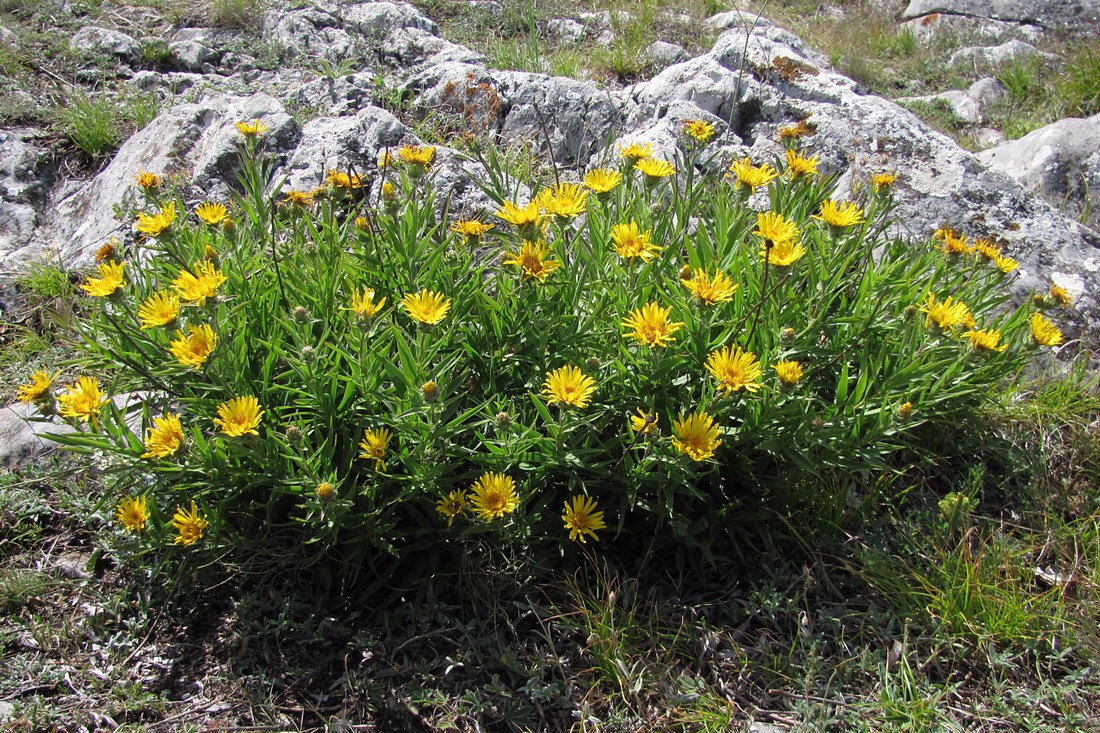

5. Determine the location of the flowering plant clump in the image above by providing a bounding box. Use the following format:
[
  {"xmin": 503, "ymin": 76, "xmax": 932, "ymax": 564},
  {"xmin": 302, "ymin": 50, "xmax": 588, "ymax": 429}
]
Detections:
[{"xmin": 26, "ymin": 119, "xmax": 1068, "ymax": 596}]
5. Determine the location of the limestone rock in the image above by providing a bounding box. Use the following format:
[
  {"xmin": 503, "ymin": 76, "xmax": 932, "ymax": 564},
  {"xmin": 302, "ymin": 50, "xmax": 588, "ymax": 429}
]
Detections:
[
  {"xmin": 978, "ymin": 114, "xmax": 1100, "ymax": 230},
  {"xmin": 70, "ymin": 26, "xmax": 140, "ymax": 59},
  {"xmin": 0, "ymin": 130, "xmax": 48, "ymax": 270},
  {"xmin": 280, "ymin": 106, "xmax": 405, "ymax": 191},
  {"xmin": 949, "ymin": 38, "xmax": 1051, "ymax": 67},
  {"xmin": 643, "ymin": 41, "xmax": 689, "ymax": 71},
  {"xmin": 170, "ymin": 40, "xmax": 217, "ymax": 71},
  {"xmin": 0, "ymin": 403, "xmax": 74, "ymax": 469},
  {"xmin": 382, "ymin": 27, "xmax": 484, "ymax": 68},
  {"xmin": 343, "ymin": 1, "xmax": 440, "ymax": 40},
  {"xmin": 903, "ymin": 0, "xmax": 1100, "ymax": 34},
  {"xmin": 547, "ymin": 18, "xmax": 585, "ymax": 45}
]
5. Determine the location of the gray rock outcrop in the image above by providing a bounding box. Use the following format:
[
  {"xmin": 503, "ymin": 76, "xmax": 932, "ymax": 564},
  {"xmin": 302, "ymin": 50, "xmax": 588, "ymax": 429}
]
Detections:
[{"xmin": 903, "ymin": 0, "xmax": 1100, "ymax": 37}]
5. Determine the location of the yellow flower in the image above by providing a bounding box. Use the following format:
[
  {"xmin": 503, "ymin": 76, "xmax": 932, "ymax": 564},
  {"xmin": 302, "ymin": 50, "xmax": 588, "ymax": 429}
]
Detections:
[
  {"xmin": 622, "ymin": 302, "xmax": 684, "ymax": 348},
  {"xmin": 1050, "ymin": 285, "xmax": 1073, "ymax": 307},
  {"xmin": 536, "ymin": 182, "xmax": 588, "ymax": 218},
  {"xmin": 317, "ymin": 482, "xmax": 335, "ymax": 501},
  {"xmin": 281, "ymin": 189, "xmax": 315, "ymax": 207},
  {"xmin": 80, "ymin": 260, "xmax": 125, "ymax": 297},
  {"xmin": 94, "ymin": 239, "xmax": 118, "ymax": 262},
  {"xmin": 347, "ymin": 288, "xmax": 387, "ymax": 319},
  {"xmin": 634, "ymin": 157, "xmax": 676, "ymax": 181},
  {"xmin": 921, "ymin": 293, "xmax": 972, "ymax": 331},
  {"xmin": 214, "ymin": 396, "xmax": 263, "ymax": 437},
  {"xmin": 618, "ymin": 141, "xmax": 653, "ymax": 162},
  {"xmin": 137, "ymin": 291, "xmax": 180, "ymax": 329},
  {"xmin": 325, "ymin": 169, "xmax": 364, "ymax": 189},
  {"xmin": 359, "ymin": 427, "xmax": 393, "ymax": 470},
  {"xmin": 1030, "ymin": 312, "xmax": 1063, "ymax": 347},
  {"xmin": 754, "ymin": 211, "xmax": 800, "ymax": 245},
  {"xmin": 503, "ymin": 241, "xmax": 561, "ymax": 281},
  {"xmin": 236, "ymin": 118, "xmax": 269, "ymax": 136},
  {"xmin": 973, "ymin": 238, "xmax": 1001, "ymax": 261},
  {"xmin": 682, "ymin": 268, "xmax": 738, "ymax": 305},
  {"xmin": 706, "ymin": 345, "xmax": 763, "ymax": 394},
  {"xmin": 173, "ymin": 261, "xmax": 227, "ymax": 306},
  {"xmin": 57, "ymin": 376, "xmax": 108, "ymax": 423},
  {"xmin": 562, "ymin": 495, "xmax": 605, "ymax": 543},
  {"xmin": 451, "ymin": 219, "xmax": 494, "ymax": 240},
  {"xmin": 777, "ymin": 119, "xmax": 816, "ymax": 140},
  {"xmin": 436, "ymin": 489, "xmax": 467, "ymax": 526},
  {"xmin": 785, "ymin": 149, "xmax": 819, "ymax": 178},
  {"xmin": 583, "ymin": 168, "xmax": 622, "ymax": 194},
  {"xmin": 398, "ymin": 144, "xmax": 436, "ymax": 168},
  {"xmin": 672, "ymin": 411, "xmax": 723, "ymax": 461},
  {"xmin": 543, "ymin": 366, "xmax": 597, "ymax": 408},
  {"xmin": 115, "ymin": 496, "xmax": 149, "ymax": 533},
  {"xmin": 729, "ymin": 157, "xmax": 778, "ymax": 192},
  {"xmin": 897, "ymin": 401, "xmax": 914, "ymax": 419},
  {"xmin": 993, "ymin": 254, "xmax": 1018, "ymax": 273},
  {"xmin": 169, "ymin": 324, "xmax": 216, "ymax": 369},
  {"xmin": 135, "ymin": 202, "xmax": 177, "ymax": 236},
  {"xmin": 935, "ymin": 227, "xmax": 972, "ymax": 255},
  {"xmin": 761, "ymin": 239, "xmax": 807, "ymax": 267},
  {"xmin": 401, "ymin": 289, "xmax": 452, "ymax": 325},
  {"xmin": 195, "ymin": 202, "xmax": 228, "ymax": 225},
  {"xmin": 774, "ymin": 360, "xmax": 804, "ymax": 385},
  {"xmin": 141, "ymin": 413, "xmax": 184, "ymax": 458},
  {"xmin": 17, "ymin": 369, "xmax": 60, "ymax": 404},
  {"xmin": 965, "ymin": 328, "xmax": 1007, "ymax": 352},
  {"xmin": 871, "ymin": 171, "xmax": 897, "ymax": 189},
  {"xmin": 495, "ymin": 200, "xmax": 543, "ymax": 240},
  {"xmin": 629, "ymin": 408, "xmax": 659, "ymax": 436},
  {"xmin": 610, "ymin": 220, "xmax": 661, "ymax": 263},
  {"xmin": 378, "ymin": 150, "xmax": 395, "ymax": 167},
  {"xmin": 381, "ymin": 181, "xmax": 398, "ymax": 200},
  {"xmin": 421, "ymin": 381, "xmax": 439, "ymax": 401},
  {"xmin": 171, "ymin": 500, "xmax": 208, "ymax": 546},
  {"xmin": 683, "ymin": 118, "xmax": 716, "ymax": 143},
  {"xmin": 134, "ymin": 171, "xmax": 160, "ymax": 190},
  {"xmin": 470, "ymin": 472, "xmax": 519, "ymax": 521},
  {"xmin": 815, "ymin": 200, "xmax": 865, "ymax": 228}
]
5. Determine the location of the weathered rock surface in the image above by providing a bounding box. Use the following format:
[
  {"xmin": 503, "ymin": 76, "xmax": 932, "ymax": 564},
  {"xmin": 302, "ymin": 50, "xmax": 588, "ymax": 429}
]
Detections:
[
  {"xmin": 0, "ymin": 130, "xmax": 49, "ymax": 271},
  {"xmin": 949, "ymin": 38, "xmax": 1051, "ymax": 67},
  {"xmin": 978, "ymin": 114, "xmax": 1100, "ymax": 230},
  {"xmin": 903, "ymin": 0, "xmax": 1100, "ymax": 34},
  {"xmin": 0, "ymin": 404, "xmax": 75, "ymax": 469},
  {"xmin": 70, "ymin": 26, "xmax": 141, "ymax": 60}
]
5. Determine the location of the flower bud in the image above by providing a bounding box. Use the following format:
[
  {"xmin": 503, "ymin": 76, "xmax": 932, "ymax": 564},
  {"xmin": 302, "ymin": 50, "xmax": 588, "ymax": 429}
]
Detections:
[
  {"xmin": 780, "ymin": 327, "xmax": 795, "ymax": 342},
  {"xmin": 811, "ymin": 417, "xmax": 824, "ymax": 430},
  {"xmin": 300, "ymin": 345, "xmax": 316, "ymax": 363},
  {"xmin": 316, "ymin": 482, "xmax": 334, "ymax": 501},
  {"xmin": 586, "ymin": 356, "xmax": 600, "ymax": 371},
  {"xmin": 286, "ymin": 426, "xmax": 303, "ymax": 443},
  {"xmin": 292, "ymin": 306, "xmax": 310, "ymax": 324},
  {"xmin": 421, "ymin": 380, "xmax": 439, "ymax": 402},
  {"xmin": 495, "ymin": 411, "xmax": 511, "ymax": 428},
  {"xmin": 897, "ymin": 402, "xmax": 914, "ymax": 420},
  {"xmin": 678, "ymin": 264, "xmax": 692, "ymax": 281}
]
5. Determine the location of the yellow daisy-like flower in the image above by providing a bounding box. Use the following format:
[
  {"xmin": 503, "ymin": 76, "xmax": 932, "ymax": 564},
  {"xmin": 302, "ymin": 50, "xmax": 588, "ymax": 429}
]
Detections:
[
  {"xmin": 235, "ymin": 118, "xmax": 269, "ymax": 137},
  {"xmin": 634, "ymin": 157, "xmax": 676, "ymax": 181},
  {"xmin": 135, "ymin": 202, "xmax": 177, "ymax": 237},
  {"xmin": 134, "ymin": 171, "xmax": 160, "ymax": 190},
  {"xmin": 972, "ymin": 238, "xmax": 1001, "ymax": 261},
  {"xmin": 583, "ymin": 168, "xmax": 622, "ymax": 194},
  {"xmin": 80, "ymin": 260, "xmax": 125, "ymax": 298},
  {"xmin": 359, "ymin": 427, "xmax": 393, "ymax": 470},
  {"xmin": 815, "ymin": 200, "xmax": 865, "ymax": 228},
  {"xmin": 141, "ymin": 413, "xmax": 184, "ymax": 458},
  {"xmin": 171, "ymin": 500, "xmax": 209, "ymax": 547},
  {"xmin": 281, "ymin": 189, "xmax": 315, "ymax": 207},
  {"xmin": 754, "ymin": 211, "xmax": 800, "ymax": 245},
  {"xmin": 618, "ymin": 141, "xmax": 653, "ymax": 162},
  {"xmin": 777, "ymin": 119, "xmax": 816, "ymax": 140},
  {"xmin": 172, "ymin": 261, "xmax": 227, "ymax": 306},
  {"xmin": 672, "ymin": 411, "xmax": 723, "ymax": 461},
  {"xmin": 115, "ymin": 496, "xmax": 149, "ymax": 533},
  {"xmin": 169, "ymin": 324, "xmax": 216, "ymax": 369},
  {"xmin": 729, "ymin": 157, "xmax": 778, "ymax": 192},
  {"xmin": 470, "ymin": 472, "xmax": 519, "ymax": 521},
  {"xmin": 16, "ymin": 369, "xmax": 60, "ymax": 404},
  {"xmin": 194, "ymin": 202, "xmax": 228, "ymax": 225},
  {"xmin": 94, "ymin": 239, "xmax": 118, "ymax": 262},
  {"xmin": 57, "ymin": 376, "xmax": 108, "ymax": 423},
  {"xmin": 993, "ymin": 254, "xmax": 1018, "ymax": 273},
  {"xmin": 706, "ymin": 345, "xmax": 763, "ymax": 394},
  {"xmin": 610, "ymin": 220, "xmax": 661, "ymax": 263},
  {"xmin": 761, "ymin": 239, "xmax": 807, "ymax": 267},
  {"xmin": 682, "ymin": 268, "xmax": 738, "ymax": 305},
  {"xmin": 398, "ymin": 144, "xmax": 437, "ymax": 168},
  {"xmin": 503, "ymin": 241, "xmax": 561, "ymax": 281},
  {"xmin": 451, "ymin": 219, "xmax": 494, "ymax": 240},
  {"xmin": 629, "ymin": 408, "xmax": 658, "ymax": 436},
  {"xmin": 381, "ymin": 181, "xmax": 398, "ymax": 200},
  {"xmin": 1050, "ymin": 285, "xmax": 1073, "ymax": 307},
  {"xmin": 421, "ymin": 381, "xmax": 439, "ymax": 401},
  {"xmin": 137, "ymin": 291, "xmax": 180, "ymax": 329},
  {"xmin": 683, "ymin": 118, "xmax": 716, "ymax": 143},
  {"xmin": 897, "ymin": 401, "xmax": 914, "ymax": 420},
  {"xmin": 1030, "ymin": 312, "xmax": 1063, "ymax": 347},
  {"xmin": 347, "ymin": 288, "xmax": 387, "ymax": 319},
  {"xmin": 543, "ymin": 366, "xmax": 597, "ymax": 408},
  {"xmin": 785, "ymin": 149, "xmax": 819, "ymax": 178},
  {"xmin": 378, "ymin": 150, "xmax": 395, "ymax": 167},
  {"xmin": 401, "ymin": 289, "xmax": 452, "ymax": 325},
  {"xmin": 921, "ymin": 293, "xmax": 972, "ymax": 331},
  {"xmin": 622, "ymin": 302, "xmax": 684, "ymax": 348},
  {"xmin": 871, "ymin": 171, "xmax": 897, "ymax": 189},
  {"xmin": 495, "ymin": 200, "xmax": 543, "ymax": 240},
  {"xmin": 935, "ymin": 227, "xmax": 972, "ymax": 256},
  {"xmin": 436, "ymin": 490, "xmax": 468, "ymax": 526},
  {"xmin": 965, "ymin": 328, "xmax": 1007, "ymax": 352},
  {"xmin": 214, "ymin": 396, "xmax": 263, "ymax": 438},
  {"xmin": 536, "ymin": 182, "xmax": 588, "ymax": 218},
  {"xmin": 562, "ymin": 496, "xmax": 606, "ymax": 543},
  {"xmin": 316, "ymin": 482, "xmax": 335, "ymax": 501},
  {"xmin": 774, "ymin": 360, "xmax": 804, "ymax": 385},
  {"xmin": 325, "ymin": 169, "xmax": 364, "ymax": 189}
]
